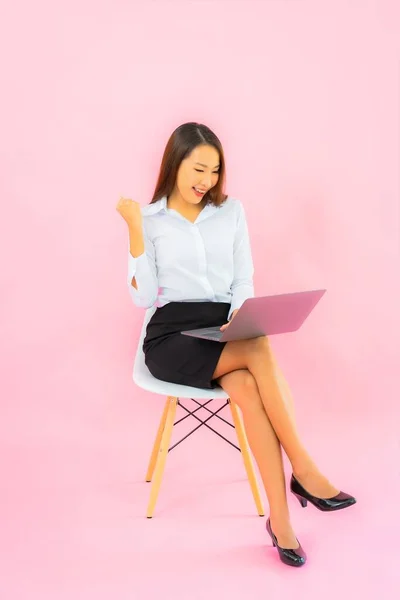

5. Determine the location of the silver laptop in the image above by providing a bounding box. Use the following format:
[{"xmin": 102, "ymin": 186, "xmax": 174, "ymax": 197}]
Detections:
[{"xmin": 181, "ymin": 289, "xmax": 326, "ymax": 342}]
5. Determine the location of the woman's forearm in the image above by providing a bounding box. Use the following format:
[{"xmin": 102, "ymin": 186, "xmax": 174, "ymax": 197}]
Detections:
[
  {"xmin": 128, "ymin": 225, "xmax": 144, "ymax": 289},
  {"xmin": 129, "ymin": 224, "xmax": 145, "ymax": 258}
]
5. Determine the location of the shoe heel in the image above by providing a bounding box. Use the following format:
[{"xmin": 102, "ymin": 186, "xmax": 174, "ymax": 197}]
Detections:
[{"xmin": 295, "ymin": 494, "xmax": 308, "ymax": 508}]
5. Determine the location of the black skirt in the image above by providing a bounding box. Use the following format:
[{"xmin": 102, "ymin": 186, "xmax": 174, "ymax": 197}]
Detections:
[{"xmin": 143, "ymin": 301, "xmax": 231, "ymax": 389}]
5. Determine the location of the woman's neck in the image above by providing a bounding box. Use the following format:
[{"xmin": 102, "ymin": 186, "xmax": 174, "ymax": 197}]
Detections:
[
  {"xmin": 168, "ymin": 193, "xmax": 205, "ymax": 211},
  {"xmin": 167, "ymin": 193, "xmax": 206, "ymax": 222}
]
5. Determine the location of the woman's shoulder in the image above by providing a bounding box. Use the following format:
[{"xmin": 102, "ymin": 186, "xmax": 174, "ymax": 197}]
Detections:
[
  {"xmin": 219, "ymin": 196, "xmax": 247, "ymax": 220},
  {"xmin": 219, "ymin": 195, "xmax": 244, "ymax": 211},
  {"xmin": 140, "ymin": 197, "xmax": 167, "ymax": 218}
]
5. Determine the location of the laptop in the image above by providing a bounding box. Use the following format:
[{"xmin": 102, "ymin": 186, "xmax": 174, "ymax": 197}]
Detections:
[{"xmin": 181, "ymin": 289, "xmax": 326, "ymax": 342}]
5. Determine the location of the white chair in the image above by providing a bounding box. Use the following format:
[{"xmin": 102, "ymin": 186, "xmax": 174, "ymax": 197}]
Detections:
[{"xmin": 133, "ymin": 306, "xmax": 265, "ymax": 518}]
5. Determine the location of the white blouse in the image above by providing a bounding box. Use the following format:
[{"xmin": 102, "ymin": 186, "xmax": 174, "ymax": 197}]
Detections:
[{"xmin": 127, "ymin": 195, "xmax": 254, "ymax": 321}]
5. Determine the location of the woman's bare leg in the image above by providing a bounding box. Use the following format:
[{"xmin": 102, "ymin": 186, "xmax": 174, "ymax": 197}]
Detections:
[
  {"xmin": 213, "ymin": 337, "xmax": 339, "ymax": 498},
  {"xmin": 216, "ymin": 369, "xmax": 298, "ymax": 548},
  {"xmin": 271, "ymin": 351, "xmax": 296, "ymax": 425}
]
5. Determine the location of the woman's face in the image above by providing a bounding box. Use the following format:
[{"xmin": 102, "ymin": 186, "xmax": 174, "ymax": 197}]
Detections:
[{"xmin": 173, "ymin": 144, "xmax": 220, "ymax": 205}]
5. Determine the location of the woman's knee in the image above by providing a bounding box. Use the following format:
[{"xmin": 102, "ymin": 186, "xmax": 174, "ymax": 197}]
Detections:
[
  {"xmin": 212, "ymin": 335, "xmax": 271, "ymax": 380},
  {"xmin": 218, "ymin": 369, "xmax": 264, "ymax": 412},
  {"xmin": 246, "ymin": 335, "xmax": 272, "ymax": 360}
]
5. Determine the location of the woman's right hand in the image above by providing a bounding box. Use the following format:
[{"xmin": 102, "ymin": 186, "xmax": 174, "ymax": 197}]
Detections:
[{"xmin": 116, "ymin": 196, "xmax": 143, "ymax": 230}]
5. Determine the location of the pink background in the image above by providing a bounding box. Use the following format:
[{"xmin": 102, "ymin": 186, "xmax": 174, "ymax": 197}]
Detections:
[{"xmin": 1, "ymin": 0, "xmax": 399, "ymax": 597}]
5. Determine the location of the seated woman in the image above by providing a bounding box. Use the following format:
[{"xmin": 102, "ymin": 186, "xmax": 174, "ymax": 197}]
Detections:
[{"xmin": 116, "ymin": 122, "xmax": 356, "ymax": 568}]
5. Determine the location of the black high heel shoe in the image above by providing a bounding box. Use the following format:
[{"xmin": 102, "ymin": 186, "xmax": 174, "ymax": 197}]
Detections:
[
  {"xmin": 265, "ymin": 518, "xmax": 307, "ymax": 568},
  {"xmin": 290, "ymin": 474, "xmax": 357, "ymax": 512}
]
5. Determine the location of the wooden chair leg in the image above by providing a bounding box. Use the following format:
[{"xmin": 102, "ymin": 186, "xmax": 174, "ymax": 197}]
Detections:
[
  {"xmin": 146, "ymin": 397, "xmax": 171, "ymax": 482},
  {"xmin": 229, "ymin": 400, "xmax": 265, "ymax": 517},
  {"xmin": 146, "ymin": 396, "xmax": 178, "ymax": 518}
]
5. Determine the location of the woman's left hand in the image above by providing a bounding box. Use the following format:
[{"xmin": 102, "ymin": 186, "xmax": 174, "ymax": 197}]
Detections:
[{"xmin": 220, "ymin": 309, "xmax": 239, "ymax": 331}]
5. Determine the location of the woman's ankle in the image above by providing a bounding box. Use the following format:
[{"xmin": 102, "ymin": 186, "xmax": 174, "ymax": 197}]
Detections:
[
  {"xmin": 269, "ymin": 509, "xmax": 291, "ymax": 528},
  {"xmin": 291, "ymin": 458, "xmax": 318, "ymax": 481}
]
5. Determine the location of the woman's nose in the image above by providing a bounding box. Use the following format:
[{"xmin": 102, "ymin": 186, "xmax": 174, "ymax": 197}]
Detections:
[{"xmin": 200, "ymin": 176, "xmax": 212, "ymax": 188}]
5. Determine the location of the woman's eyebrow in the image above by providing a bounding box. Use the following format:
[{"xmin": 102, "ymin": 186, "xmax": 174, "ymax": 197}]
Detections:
[{"xmin": 195, "ymin": 162, "xmax": 220, "ymax": 169}]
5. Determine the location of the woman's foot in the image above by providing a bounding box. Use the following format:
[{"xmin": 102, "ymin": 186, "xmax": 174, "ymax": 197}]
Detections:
[
  {"xmin": 292, "ymin": 466, "xmax": 340, "ymax": 499},
  {"xmin": 291, "ymin": 473, "xmax": 357, "ymax": 511},
  {"xmin": 266, "ymin": 518, "xmax": 306, "ymax": 567},
  {"xmin": 269, "ymin": 516, "xmax": 299, "ymax": 549}
]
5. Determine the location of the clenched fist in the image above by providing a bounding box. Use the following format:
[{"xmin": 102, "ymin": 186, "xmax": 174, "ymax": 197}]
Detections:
[{"xmin": 116, "ymin": 196, "xmax": 143, "ymax": 230}]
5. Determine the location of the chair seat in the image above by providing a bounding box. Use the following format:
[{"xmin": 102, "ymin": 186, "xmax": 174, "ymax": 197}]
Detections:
[
  {"xmin": 131, "ymin": 306, "xmax": 264, "ymax": 518},
  {"xmin": 133, "ymin": 305, "xmax": 229, "ymax": 400}
]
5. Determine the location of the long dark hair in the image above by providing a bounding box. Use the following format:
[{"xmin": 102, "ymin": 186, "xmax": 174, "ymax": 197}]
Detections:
[{"xmin": 150, "ymin": 122, "xmax": 228, "ymax": 207}]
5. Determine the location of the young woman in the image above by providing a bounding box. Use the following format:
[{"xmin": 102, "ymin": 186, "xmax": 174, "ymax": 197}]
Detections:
[{"xmin": 116, "ymin": 122, "xmax": 356, "ymax": 568}]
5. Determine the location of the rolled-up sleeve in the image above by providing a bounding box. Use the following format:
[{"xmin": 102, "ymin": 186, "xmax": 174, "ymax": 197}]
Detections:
[
  {"xmin": 127, "ymin": 223, "xmax": 158, "ymax": 308},
  {"xmin": 228, "ymin": 200, "xmax": 255, "ymax": 320}
]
